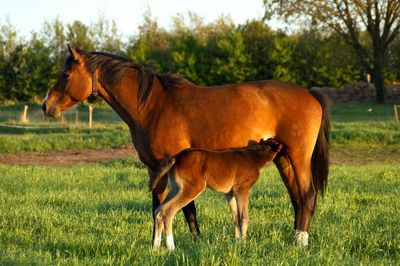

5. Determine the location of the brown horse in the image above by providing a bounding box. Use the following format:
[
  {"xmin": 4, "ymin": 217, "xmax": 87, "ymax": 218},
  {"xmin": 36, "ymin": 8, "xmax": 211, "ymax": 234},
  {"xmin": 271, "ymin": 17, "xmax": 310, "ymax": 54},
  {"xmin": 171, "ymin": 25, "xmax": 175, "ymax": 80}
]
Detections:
[
  {"xmin": 42, "ymin": 45, "xmax": 330, "ymax": 246},
  {"xmin": 150, "ymin": 138, "xmax": 282, "ymax": 250}
]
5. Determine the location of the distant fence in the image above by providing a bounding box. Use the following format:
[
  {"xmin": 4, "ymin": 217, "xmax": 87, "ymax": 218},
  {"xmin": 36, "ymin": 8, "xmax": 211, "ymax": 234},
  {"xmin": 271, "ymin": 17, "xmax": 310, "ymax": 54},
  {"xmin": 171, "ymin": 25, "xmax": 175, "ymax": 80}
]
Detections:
[
  {"xmin": 0, "ymin": 103, "xmax": 123, "ymax": 128},
  {"xmin": 312, "ymin": 81, "xmax": 400, "ymax": 103},
  {"xmin": 312, "ymin": 81, "xmax": 399, "ymax": 122}
]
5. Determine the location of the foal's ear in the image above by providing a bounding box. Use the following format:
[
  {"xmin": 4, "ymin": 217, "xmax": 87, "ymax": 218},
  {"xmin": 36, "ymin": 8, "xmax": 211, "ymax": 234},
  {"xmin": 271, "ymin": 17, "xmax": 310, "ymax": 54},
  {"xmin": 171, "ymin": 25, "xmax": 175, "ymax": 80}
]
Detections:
[
  {"xmin": 67, "ymin": 44, "xmax": 82, "ymax": 61},
  {"xmin": 247, "ymin": 140, "xmax": 258, "ymax": 146},
  {"xmin": 247, "ymin": 145, "xmax": 261, "ymax": 151}
]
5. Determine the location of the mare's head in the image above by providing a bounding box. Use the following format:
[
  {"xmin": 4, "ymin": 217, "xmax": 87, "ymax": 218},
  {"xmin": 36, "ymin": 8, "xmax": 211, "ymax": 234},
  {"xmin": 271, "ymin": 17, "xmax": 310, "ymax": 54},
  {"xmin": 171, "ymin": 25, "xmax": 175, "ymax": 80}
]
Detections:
[{"xmin": 42, "ymin": 45, "xmax": 94, "ymax": 118}]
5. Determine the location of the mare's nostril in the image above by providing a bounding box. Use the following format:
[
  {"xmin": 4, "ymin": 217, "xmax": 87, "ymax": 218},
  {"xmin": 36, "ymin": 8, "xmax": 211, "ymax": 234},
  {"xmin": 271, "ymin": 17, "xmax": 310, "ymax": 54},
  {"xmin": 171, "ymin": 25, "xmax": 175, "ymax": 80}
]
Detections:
[{"xmin": 42, "ymin": 103, "xmax": 46, "ymax": 113}]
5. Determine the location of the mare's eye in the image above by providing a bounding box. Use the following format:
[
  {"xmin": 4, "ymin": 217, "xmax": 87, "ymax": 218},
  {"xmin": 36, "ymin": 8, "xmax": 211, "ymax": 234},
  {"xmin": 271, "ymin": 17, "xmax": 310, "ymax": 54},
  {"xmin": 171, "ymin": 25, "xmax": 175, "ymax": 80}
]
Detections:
[{"xmin": 63, "ymin": 73, "xmax": 70, "ymax": 79}]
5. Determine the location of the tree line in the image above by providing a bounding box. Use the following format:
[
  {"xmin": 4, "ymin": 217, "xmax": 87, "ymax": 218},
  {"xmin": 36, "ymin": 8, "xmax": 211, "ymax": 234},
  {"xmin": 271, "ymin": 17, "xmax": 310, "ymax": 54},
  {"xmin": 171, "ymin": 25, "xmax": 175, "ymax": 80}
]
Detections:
[{"xmin": 1, "ymin": 13, "xmax": 400, "ymax": 103}]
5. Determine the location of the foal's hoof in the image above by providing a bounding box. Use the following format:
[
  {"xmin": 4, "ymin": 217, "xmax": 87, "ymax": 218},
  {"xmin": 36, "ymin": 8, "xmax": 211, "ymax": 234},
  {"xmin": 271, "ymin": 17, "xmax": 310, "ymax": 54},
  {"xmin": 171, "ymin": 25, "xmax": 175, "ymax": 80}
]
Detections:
[
  {"xmin": 166, "ymin": 235, "xmax": 175, "ymax": 251},
  {"xmin": 294, "ymin": 230, "xmax": 309, "ymax": 246},
  {"xmin": 152, "ymin": 238, "xmax": 162, "ymax": 250}
]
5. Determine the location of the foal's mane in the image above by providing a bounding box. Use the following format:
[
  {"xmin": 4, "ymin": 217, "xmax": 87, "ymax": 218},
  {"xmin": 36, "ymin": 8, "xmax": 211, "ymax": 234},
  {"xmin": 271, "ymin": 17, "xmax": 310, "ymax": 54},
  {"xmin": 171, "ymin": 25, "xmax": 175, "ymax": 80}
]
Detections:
[{"xmin": 76, "ymin": 49, "xmax": 184, "ymax": 107}]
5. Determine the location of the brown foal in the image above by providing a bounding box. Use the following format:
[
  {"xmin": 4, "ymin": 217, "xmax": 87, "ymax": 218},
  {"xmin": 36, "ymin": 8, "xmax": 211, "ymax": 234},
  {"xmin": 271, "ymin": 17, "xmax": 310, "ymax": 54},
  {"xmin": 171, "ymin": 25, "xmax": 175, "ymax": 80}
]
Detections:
[{"xmin": 149, "ymin": 138, "xmax": 282, "ymax": 250}]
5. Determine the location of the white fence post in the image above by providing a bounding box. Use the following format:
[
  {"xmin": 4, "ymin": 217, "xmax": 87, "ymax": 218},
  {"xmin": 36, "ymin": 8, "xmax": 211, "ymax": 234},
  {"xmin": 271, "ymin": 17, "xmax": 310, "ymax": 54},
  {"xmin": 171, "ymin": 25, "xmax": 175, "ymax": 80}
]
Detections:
[
  {"xmin": 89, "ymin": 105, "xmax": 93, "ymax": 128},
  {"xmin": 21, "ymin": 105, "xmax": 28, "ymax": 123}
]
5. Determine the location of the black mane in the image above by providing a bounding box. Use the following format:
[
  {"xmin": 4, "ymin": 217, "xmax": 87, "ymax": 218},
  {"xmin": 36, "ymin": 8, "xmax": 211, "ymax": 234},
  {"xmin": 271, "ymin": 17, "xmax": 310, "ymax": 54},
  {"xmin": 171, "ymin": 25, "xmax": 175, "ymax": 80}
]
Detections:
[{"xmin": 78, "ymin": 49, "xmax": 184, "ymax": 107}]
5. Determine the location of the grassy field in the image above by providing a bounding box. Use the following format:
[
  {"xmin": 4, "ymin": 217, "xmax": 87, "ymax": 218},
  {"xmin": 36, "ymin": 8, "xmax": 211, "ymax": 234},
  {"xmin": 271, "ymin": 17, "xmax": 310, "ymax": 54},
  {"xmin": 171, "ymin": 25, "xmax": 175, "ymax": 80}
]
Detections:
[
  {"xmin": 0, "ymin": 102, "xmax": 399, "ymax": 155},
  {"xmin": 0, "ymin": 161, "xmax": 398, "ymax": 265},
  {"xmin": 0, "ymin": 101, "xmax": 399, "ymax": 264}
]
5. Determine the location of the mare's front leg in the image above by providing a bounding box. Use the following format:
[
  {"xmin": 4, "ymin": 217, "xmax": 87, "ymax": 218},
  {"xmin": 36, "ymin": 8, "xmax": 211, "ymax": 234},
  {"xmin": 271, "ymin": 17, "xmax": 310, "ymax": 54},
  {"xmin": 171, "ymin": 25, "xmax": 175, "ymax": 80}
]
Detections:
[{"xmin": 182, "ymin": 201, "xmax": 201, "ymax": 238}]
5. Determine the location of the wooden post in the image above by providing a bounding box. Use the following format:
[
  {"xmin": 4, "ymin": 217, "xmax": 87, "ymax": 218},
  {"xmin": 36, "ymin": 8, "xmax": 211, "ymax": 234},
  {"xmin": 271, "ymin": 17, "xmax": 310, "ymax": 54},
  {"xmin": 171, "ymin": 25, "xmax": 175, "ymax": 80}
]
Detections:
[
  {"xmin": 394, "ymin": 104, "xmax": 399, "ymax": 122},
  {"xmin": 21, "ymin": 105, "xmax": 28, "ymax": 123},
  {"xmin": 89, "ymin": 105, "xmax": 93, "ymax": 128},
  {"xmin": 367, "ymin": 74, "xmax": 371, "ymax": 85},
  {"xmin": 75, "ymin": 110, "xmax": 79, "ymax": 123}
]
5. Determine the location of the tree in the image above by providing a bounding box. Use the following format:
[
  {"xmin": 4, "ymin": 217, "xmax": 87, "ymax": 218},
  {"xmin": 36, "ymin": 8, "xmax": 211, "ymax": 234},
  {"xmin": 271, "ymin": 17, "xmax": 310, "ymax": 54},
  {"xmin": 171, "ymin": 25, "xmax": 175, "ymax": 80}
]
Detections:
[
  {"xmin": 66, "ymin": 20, "xmax": 95, "ymax": 51},
  {"xmin": 92, "ymin": 15, "xmax": 123, "ymax": 53},
  {"xmin": 264, "ymin": 0, "xmax": 400, "ymax": 103},
  {"xmin": 239, "ymin": 20, "xmax": 276, "ymax": 81}
]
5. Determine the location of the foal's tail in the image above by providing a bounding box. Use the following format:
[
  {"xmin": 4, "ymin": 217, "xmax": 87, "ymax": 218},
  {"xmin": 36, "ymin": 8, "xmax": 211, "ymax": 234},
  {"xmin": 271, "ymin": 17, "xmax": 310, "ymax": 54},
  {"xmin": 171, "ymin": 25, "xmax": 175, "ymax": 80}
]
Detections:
[
  {"xmin": 148, "ymin": 157, "xmax": 176, "ymax": 191},
  {"xmin": 310, "ymin": 90, "xmax": 331, "ymax": 196}
]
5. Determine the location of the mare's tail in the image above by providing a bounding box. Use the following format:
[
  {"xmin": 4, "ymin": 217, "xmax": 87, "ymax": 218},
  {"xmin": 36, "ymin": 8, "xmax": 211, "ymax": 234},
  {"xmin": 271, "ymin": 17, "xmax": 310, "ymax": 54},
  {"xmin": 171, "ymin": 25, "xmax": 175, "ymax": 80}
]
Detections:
[
  {"xmin": 148, "ymin": 157, "xmax": 176, "ymax": 191},
  {"xmin": 309, "ymin": 90, "xmax": 331, "ymax": 196}
]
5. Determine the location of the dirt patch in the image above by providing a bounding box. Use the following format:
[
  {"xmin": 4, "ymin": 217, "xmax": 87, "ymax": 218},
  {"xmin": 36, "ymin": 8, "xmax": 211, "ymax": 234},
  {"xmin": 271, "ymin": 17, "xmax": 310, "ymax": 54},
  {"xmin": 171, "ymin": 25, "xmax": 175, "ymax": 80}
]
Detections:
[
  {"xmin": 0, "ymin": 145, "xmax": 397, "ymax": 166},
  {"xmin": 0, "ymin": 145, "xmax": 137, "ymax": 166}
]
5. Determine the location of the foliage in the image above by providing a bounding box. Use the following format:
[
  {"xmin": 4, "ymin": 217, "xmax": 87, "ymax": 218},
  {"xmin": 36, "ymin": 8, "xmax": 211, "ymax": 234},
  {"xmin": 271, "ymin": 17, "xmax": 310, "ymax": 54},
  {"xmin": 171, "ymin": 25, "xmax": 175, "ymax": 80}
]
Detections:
[
  {"xmin": 263, "ymin": 0, "xmax": 400, "ymax": 102},
  {"xmin": 1, "ymin": 12, "xmax": 400, "ymax": 102}
]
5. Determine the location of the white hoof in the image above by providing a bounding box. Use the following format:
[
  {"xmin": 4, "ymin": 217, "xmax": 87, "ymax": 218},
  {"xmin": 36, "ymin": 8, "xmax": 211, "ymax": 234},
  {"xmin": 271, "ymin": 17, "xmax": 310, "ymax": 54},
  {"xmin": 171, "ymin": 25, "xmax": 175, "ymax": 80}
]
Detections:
[
  {"xmin": 153, "ymin": 236, "xmax": 162, "ymax": 249},
  {"xmin": 166, "ymin": 234, "xmax": 175, "ymax": 250},
  {"xmin": 295, "ymin": 230, "xmax": 309, "ymax": 246}
]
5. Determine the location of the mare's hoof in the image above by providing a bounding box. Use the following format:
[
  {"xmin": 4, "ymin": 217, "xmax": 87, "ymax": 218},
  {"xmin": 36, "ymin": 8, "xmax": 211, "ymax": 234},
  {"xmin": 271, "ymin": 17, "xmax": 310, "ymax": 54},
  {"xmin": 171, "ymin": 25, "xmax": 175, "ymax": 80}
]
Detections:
[{"xmin": 294, "ymin": 230, "xmax": 309, "ymax": 246}]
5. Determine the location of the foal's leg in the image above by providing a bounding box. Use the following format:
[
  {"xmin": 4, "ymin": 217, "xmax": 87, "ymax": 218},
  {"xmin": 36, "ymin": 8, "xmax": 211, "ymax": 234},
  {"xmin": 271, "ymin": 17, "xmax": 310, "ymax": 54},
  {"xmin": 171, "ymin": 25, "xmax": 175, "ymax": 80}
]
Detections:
[
  {"xmin": 161, "ymin": 172, "xmax": 206, "ymax": 250},
  {"xmin": 150, "ymin": 169, "xmax": 200, "ymax": 239},
  {"xmin": 225, "ymin": 192, "xmax": 240, "ymax": 239},
  {"xmin": 149, "ymin": 169, "xmax": 169, "ymax": 246},
  {"xmin": 235, "ymin": 189, "xmax": 250, "ymax": 239},
  {"xmin": 153, "ymin": 206, "xmax": 164, "ymax": 249},
  {"xmin": 152, "ymin": 179, "xmax": 180, "ymax": 249}
]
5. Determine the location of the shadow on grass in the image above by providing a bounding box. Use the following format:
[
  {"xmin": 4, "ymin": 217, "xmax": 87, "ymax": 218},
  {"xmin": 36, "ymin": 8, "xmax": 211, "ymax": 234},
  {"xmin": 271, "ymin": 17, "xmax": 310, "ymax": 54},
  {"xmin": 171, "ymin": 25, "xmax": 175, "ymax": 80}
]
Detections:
[
  {"xmin": 97, "ymin": 199, "xmax": 150, "ymax": 214},
  {"xmin": 98, "ymin": 158, "xmax": 146, "ymax": 169}
]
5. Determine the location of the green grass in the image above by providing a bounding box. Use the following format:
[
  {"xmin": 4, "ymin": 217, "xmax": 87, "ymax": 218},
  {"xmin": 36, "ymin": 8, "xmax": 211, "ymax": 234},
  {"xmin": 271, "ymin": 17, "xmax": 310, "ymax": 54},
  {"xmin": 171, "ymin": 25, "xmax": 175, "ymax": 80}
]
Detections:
[
  {"xmin": 0, "ymin": 103, "xmax": 131, "ymax": 153},
  {"xmin": 0, "ymin": 102, "xmax": 399, "ymax": 264},
  {"xmin": 331, "ymin": 102, "xmax": 398, "ymax": 122},
  {"xmin": 0, "ymin": 102, "xmax": 399, "ymax": 154},
  {"xmin": 0, "ymin": 160, "xmax": 399, "ymax": 265},
  {"xmin": 0, "ymin": 124, "xmax": 130, "ymax": 153}
]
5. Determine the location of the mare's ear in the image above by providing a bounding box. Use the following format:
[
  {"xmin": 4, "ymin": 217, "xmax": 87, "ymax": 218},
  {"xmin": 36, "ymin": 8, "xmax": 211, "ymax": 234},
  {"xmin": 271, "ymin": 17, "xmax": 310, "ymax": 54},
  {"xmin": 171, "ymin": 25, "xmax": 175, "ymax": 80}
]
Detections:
[{"xmin": 67, "ymin": 43, "xmax": 82, "ymax": 61}]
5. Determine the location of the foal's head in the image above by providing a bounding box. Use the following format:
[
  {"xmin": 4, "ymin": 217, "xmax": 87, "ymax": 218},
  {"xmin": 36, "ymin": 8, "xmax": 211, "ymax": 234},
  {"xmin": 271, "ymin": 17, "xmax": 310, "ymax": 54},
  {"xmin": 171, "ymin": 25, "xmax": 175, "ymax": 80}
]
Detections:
[
  {"xmin": 260, "ymin": 138, "xmax": 282, "ymax": 153},
  {"xmin": 246, "ymin": 138, "xmax": 282, "ymax": 165}
]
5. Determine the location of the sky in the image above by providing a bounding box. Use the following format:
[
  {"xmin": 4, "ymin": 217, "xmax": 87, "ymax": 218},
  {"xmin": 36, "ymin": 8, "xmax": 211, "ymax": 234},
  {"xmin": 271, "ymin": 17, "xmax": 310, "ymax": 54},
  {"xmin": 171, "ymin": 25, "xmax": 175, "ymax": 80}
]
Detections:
[{"xmin": 0, "ymin": 0, "xmax": 272, "ymax": 38}]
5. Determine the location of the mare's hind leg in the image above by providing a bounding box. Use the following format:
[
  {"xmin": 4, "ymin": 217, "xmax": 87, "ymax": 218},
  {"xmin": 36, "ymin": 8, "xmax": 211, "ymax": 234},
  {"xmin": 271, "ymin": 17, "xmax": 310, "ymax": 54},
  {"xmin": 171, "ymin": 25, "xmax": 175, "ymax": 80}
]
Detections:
[
  {"xmin": 225, "ymin": 192, "xmax": 240, "ymax": 239},
  {"xmin": 274, "ymin": 154, "xmax": 316, "ymax": 246},
  {"xmin": 273, "ymin": 155, "xmax": 299, "ymax": 229},
  {"xmin": 290, "ymin": 156, "xmax": 316, "ymax": 246}
]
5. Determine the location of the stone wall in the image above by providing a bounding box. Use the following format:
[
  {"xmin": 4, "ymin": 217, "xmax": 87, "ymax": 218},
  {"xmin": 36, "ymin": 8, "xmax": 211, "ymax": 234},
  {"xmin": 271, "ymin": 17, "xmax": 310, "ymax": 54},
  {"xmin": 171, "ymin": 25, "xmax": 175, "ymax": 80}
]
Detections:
[{"xmin": 312, "ymin": 81, "xmax": 400, "ymax": 103}]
